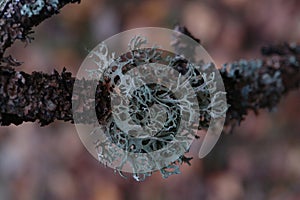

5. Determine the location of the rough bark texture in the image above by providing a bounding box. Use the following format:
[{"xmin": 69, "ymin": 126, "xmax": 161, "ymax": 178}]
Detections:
[
  {"xmin": 222, "ymin": 45, "xmax": 300, "ymax": 129},
  {"xmin": 0, "ymin": 48, "xmax": 299, "ymax": 126},
  {"xmin": 0, "ymin": 1, "xmax": 299, "ymax": 128},
  {"xmin": 0, "ymin": 66, "xmax": 74, "ymax": 125}
]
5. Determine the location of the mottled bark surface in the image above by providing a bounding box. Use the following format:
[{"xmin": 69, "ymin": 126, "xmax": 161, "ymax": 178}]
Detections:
[
  {"xmin": 0, "ymin": 48, "xmax": 299, "ymax": 126},
  {"xmin": 0, "ymin": 1, "xmax": 299, "ymax": 128}
]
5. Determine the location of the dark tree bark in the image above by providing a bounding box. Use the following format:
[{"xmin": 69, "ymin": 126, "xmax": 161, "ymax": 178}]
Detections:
[
  {"xmin": 0, "ymin": 48, "xmax": 299, "ymax": 126},
  {"xmin": 0, "ymin": 1, "xmax": 299, "ymax": 128}
]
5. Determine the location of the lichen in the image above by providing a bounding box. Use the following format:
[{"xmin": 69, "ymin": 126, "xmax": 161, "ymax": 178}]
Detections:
[
  {"xmin": 87, "ymin": 35, "xmax": 226, "ymax": 180},
  {"xmin": 21, "ymin": 0, "xmax": 44, "ymax": 17},
  {"xmin": 20, "ymin": 0, "xmax": 59, "ymax": 17}
]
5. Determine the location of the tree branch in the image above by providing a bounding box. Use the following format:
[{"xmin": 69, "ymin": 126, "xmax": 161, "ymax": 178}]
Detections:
[
  {"xmin": 222, "ymin": 45, "xmax": 300, "ymax": 129},
  {"xmin": 0, "ymin": 2, "xmax": 299, "ymax": 128},
  {"xmin": 0, "ymin": 45, "xmax": 299, "ymax": 126}
]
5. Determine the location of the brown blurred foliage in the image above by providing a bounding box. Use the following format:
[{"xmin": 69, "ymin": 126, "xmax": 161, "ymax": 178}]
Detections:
[{"xmin": 1, "ymin": 0, "xmax": 300, "ymax": 199}]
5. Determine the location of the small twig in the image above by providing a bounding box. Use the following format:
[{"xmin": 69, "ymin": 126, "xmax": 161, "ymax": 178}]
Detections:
[{"xmin": 0, "ymin": 0, "xmax": 80, "ymax": 62}]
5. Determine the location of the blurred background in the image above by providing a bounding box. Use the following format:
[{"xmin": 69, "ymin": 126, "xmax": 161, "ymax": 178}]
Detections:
[{"xmin": 1, "ymin": 0, "xmax": 300, "ymax": 199}]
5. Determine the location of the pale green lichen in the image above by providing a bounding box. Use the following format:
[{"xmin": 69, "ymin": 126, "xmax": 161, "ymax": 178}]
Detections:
[
  {"xmin": 87, "ymin": 36, "xmax": 227, "ymax": 181},
  {"xmin": 20, "ymin": 0, "xmax": 59, "ymax": 17}
]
